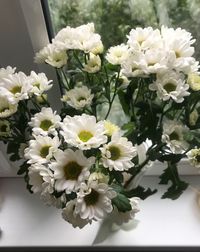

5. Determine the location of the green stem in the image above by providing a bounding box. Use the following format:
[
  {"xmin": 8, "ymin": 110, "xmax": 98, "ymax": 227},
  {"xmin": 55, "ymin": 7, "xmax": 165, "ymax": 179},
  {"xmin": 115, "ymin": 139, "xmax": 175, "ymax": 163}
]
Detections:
[
  {"xmin": 124, "ymin": 156, "xmax": 151, "ymax": 189},
  {"xmin": 104, "ymin": 70, "xmax": 120, "ymax": 120},
  {"xmin": 30, "ymin": 97, "xmax": 41, "ymax": 111},
  {"xmin": 73, "ymin": 51, "xmax": 84, "ymax": 68},
  {"xmin": 41, "ymin": 95, "xmax": 50, "ymax": 107},
  {"xmin": 124, "ymin": 143, "xmax": 166, "ymax": 189},
  {"xmin": 60, "ymin": 68, "xmax": 71, "ymax": 90}
]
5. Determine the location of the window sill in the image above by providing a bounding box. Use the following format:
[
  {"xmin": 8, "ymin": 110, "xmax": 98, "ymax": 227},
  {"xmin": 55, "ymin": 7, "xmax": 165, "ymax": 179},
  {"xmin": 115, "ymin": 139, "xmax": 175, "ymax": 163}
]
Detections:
[{"xmin": 0, "ymin": 176, "xmax": 200, "ymax": 247}]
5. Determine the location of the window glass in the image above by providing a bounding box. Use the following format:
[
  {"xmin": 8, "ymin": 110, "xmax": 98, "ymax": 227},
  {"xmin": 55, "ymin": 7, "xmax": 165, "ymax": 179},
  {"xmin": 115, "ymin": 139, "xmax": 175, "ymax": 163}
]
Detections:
[
  {"xmin": 48, "ymin": 0, "xmax": 200, "ymax": 59},
  {"xmin": 47, "ymin": 0, "xmax": 200, "ymax": 127}
]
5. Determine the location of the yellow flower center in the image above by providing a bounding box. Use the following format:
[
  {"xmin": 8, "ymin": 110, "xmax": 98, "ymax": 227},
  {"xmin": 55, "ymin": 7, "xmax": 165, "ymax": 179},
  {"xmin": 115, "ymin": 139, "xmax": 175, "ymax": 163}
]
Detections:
[
  {"xmin": 0, "ymin": 106, "xmax": 9, "ymax": 113},
  {"xmin": 164, "ymin": 83, "xmax": 176, "ymax": 93},
  {"xmin": 10, "ymin": 85, "xmax": 22, "ymax": 94},
  {"xmin": 63, "ymin": 161, "xmax": 83, "ymax": 180},
  {"xmin": 77, "ymin": 96, "xmax": 86, "ymax": 102},
  {"xmin": 195, "ymin": 154, "xmax": 200, "ymax": 163},
  {"xmin": 175, "ymin": 51, "xmax": 181, "ymax": 58},
  {"xmin": 84, "ymin": 189, "xmax": 99, "ymax": 206},
  {"xmin": 40, "ymin": 119, "xmax": 53, "ymax": 131},
  {"xmin": 169, "ymin": 131, "xmax": 180, "ymax": 141},
  {"xmin": 40, "ymin": 145, "xmax": 51, "ymax": 158},
  {"xmin": 0, "ymin": 124, "xmax": 8, "ymax": 132},
  {"xmin": 109, "ymin": 145, "xmax": 121, "ymax": 160},
  {"xmin": 78, "ymin": 130, "xmax": 93, "ymax": 142},
  {"xmin": 33, "ymin": 82, "xmax": 40, "ymax": 88},
  {"xmin": 148, "ymin": 62, "xmax": 156, "ymax": 66}
]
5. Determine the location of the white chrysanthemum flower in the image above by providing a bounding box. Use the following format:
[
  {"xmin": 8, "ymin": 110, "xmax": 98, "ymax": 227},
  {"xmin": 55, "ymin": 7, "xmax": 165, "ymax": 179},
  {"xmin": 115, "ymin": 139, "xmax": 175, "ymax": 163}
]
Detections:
[
  {"xmin": 100, "ymin": 132, "xmax": 137, "ymax": 171},
  {"xmin": 0, "ymin": 72, "xmax": 32, "ymax": 104},
  {"xmin": 61, "ymin": 86, "xmax": 94, "ymax": 110},
  {"xmin": 174, "ymin": 57, "xmax": 200, "ymax": 75},
  {"xmin": 0, "ymin": 66, "xmax": 16, "ymax": 81},
  {"xmin": 90, "ymin": 41, "xmax": 104, "ymax": 55},
  {"xmin": 62, "ymin": 200, "xmax": 92, "ymax": 228},
  {"xmin": 106, "ymin": 44, "xmax": 129, "ymax": 65},
  {"xmin": 60, "ymin": 114, "xmax": 107, "ymax": 150},
  {"xmin": 75, "ymin": 181, "xmax": 116, "ymax": 220},
  {"xmin": 50, "ymin": 149, "xmax": 94, "ymax": 193},
  {"xmin": 189, "ymin": 109, "xmax": 199, "ymax": 126},
  {"xmin": 29, "ymin": 107, "xmax": 61, "ymax": 136},
  {"xmin": 162, "ymin": 119, "xmax": 189, "ymax": 154},
  {"xmin": 161, "ymin": 26, "xmax": 197, "ymax": 73},
  {"xmin": 40, "ymin": 187, "xmax": 66, "ymax": 208},
  {"xmin": 149, "ymin": 71, "xmax": 190, "ymax": 103},
  {"xmin": 161, "ymin": 26, "xmax": 195, "ymax": 47},
  {"xmin": 0, "ymin": 94, "xmax": 18, "ymax": 118},
  {"xmin": 104, "ymin": 120, "xmax": 120, "ymax": 136},
  {"xmin": 111, "ymin": 197, "xmax": 140, "ymax": 226},
  {"xmin": 29, "ymin": 71, "xmax": 53, "ymax": 96},
  {"xmin": 188, "ymin": 73, "xmax": 200, "ymax": 91},
  {"xmin": 187, "ymin": 148, "xmax": 200, "ymax": 169},
  {"xmin": 121, "ymin": 50, "xmax": 146, "ymax": 77},
  {"xmin": 127, "ymin": 27, "xmax": 162, "ymax": 51},
  {"xmin": 88, "ymin": 172, "xmax": 109, "ymax": 184},
  {"xmin": 53, "ymin": 23, "xmax": 102, "ymax": 53},
  {"xmin": 83, "ymin": 53, "xmax": 101, "ymax": 73},
  {"xmin": 34, "ymin": 43, "xmax": 67, "ymax": 68},
  {"xmin": 28, "ymin": 163, "xmax": 54, "ymax": 194},
  {"xmin": 189, "ymin": 60, "xmax": 200, "ymax": 75},
  {"xmin": 118, "ymin": 72, "xmax": 130, "ymax": 89},
  {"xmin": 143, "ymin": 49, "xmax": 168, "ymax": 74},
  {"xmin": 0, "ymin": 120, "xmax": 11, "ymax": 137},
  {"xmin": 24, "ymin": 135, "xmax": 60, "ymax": 164}
]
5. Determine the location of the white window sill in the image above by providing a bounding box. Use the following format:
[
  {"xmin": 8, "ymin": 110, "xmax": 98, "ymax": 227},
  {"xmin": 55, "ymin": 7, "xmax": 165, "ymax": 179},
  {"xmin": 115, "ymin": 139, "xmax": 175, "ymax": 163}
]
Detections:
[{"xmin": 0, "ymin": 176, "xmax": 200, "ymax": 247}]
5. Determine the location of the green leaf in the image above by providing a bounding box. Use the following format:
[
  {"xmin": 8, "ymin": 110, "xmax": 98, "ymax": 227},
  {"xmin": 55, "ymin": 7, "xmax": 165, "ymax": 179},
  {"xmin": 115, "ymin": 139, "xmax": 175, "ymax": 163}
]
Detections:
[
  {"xmin": 161, "ymin": 181, "xmax": 188, "ymax": 200},
  {"xmin": 118, "ymin": 90, "xmax": 130, "ymax": 115},
  {"xmin": 108, "ymin": 170, "xmax": 124, "ymax": 184},
  {"xmin": 9, "ymin": 154, "xmax": 20, "ymax": 162},
  {"xmin": 7, "ymin": 141, "xmax": 19, "ymax": 154},
  {"xmin": 122, "ymin": 122, "xmax": 135, "ymax": 137},
  {"xmin": 24, "ymin": 173, "xmax": 33, "ymax": 194},
  {"xmin": 123, "ymin": 186, "xmax": 157, "ymax": 200},
  {"xmin": 159, "ymin": 162, "xmax": 188, "ymax": 200},
  {"xmin": 158, "ymin": 154, "xmax": 183, "ymax": 164},
  {"xmin": 17, "ymin": 161, "xmax": 30, "ymax": 175},
  {"xmin": 112, "ymin": 193, "xmax": 132, "ymax": 212},
  {"xmin": 60, "ymin": 106, "xmax": 81, "ymax": 118},
  {"xmin": 111, "ymin": 183, "xmax": 123, "ymax": 193},
  {"xmin": 105, "ymin": 63, "xmax": 119, "ymax": 72}
]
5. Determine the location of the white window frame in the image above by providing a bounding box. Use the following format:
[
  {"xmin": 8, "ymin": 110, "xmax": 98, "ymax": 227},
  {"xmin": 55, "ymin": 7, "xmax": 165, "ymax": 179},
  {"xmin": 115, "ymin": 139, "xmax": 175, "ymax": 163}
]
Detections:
[{"xmin": 0, "ymin": 0, "xmax": 198, "ymax": 177}]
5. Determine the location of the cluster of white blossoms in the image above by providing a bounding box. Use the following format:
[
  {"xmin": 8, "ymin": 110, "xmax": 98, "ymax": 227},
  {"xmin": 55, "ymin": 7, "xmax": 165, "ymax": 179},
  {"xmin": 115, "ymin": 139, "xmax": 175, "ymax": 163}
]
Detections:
[
  {"xmin": 0, "ymin": 66, "xmax": 53, "ymax": 119},
  {"xmin": 35, "ymin": 23, "xmax": 103, "ymax": 69},
  {"xmin": 24, "ymin": 111, "xmax": 139, "ymax": 228},
  {"xmin": 34, "ymin": 23, "xmax": 102, "ymax": 111},
  {"xmin": 3, "ymin": 23, "xmax": 200, "ymax": 230},
  {"xmin": 106, "ymin": 26, "xmax": 199, "ymax": 103}
]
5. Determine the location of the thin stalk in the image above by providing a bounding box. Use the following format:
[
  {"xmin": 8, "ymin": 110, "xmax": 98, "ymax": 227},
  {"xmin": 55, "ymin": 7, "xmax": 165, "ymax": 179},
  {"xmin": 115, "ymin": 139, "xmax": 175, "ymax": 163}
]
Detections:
[
  {"xmin": 124, "ymin": 156, "xmax": 151, "ymax": 188},
  {"xmin": 104, "ymin": 70, "xmax": 120, "ymax": 120}
]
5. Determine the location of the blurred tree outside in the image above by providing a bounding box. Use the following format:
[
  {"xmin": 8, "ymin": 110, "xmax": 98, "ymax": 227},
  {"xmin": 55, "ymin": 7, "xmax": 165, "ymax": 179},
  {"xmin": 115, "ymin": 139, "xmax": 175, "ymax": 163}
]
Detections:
[
  {"xmin": 47, "ymin": 0, "xmax": 200, "ymax": 125},
  {"xmin": 48, "ymin": 0, "xmax": 200, "ymax": 59}
]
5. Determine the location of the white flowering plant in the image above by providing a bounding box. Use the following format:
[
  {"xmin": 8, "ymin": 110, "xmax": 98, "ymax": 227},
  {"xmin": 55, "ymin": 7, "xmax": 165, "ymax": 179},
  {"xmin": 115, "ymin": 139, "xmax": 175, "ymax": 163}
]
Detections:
[{"xmin": 1, "ymin": 23, "xmax": 200, "ymax": 229}]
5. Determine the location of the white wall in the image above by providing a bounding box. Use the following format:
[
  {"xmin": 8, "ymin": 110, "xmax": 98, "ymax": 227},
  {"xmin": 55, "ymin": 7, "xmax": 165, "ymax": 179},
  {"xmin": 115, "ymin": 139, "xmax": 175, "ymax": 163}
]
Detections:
[{"xmin": 0, "ymin": 0, "xmax": 61, "ymax": 176}]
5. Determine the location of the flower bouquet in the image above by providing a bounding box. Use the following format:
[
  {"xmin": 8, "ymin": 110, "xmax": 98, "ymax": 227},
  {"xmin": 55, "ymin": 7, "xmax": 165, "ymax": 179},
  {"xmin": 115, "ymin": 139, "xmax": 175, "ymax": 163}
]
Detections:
[{"xmin": 0, "ymin": 23, "xmax": 200, "ymax": 229}]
